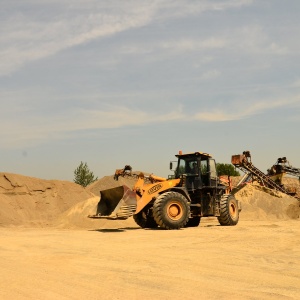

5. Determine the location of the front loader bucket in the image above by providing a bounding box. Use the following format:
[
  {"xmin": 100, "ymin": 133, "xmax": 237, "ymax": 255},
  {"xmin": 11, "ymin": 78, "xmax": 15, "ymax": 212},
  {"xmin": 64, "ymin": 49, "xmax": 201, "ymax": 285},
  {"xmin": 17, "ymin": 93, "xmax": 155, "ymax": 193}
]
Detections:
[{"xmin": 88, "ymin": 185, "xmax": 137, "ymax": 220}]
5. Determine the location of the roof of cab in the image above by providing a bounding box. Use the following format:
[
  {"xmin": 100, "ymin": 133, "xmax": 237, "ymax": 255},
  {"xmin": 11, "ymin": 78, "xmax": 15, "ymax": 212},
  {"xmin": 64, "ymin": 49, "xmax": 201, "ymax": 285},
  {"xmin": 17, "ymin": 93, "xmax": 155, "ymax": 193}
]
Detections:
[{"xmin": 175, "ymin": 151, "xmax": 212, "ymax": 159}]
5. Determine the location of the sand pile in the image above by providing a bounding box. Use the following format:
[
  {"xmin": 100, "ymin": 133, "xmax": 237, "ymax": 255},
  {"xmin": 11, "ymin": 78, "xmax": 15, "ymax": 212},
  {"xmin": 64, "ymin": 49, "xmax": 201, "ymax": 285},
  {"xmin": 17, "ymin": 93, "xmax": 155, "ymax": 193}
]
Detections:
[
  {"xmin": 55, "ymin": 174, "xmax": 139, "ymax": 229},
  {"xmin": 282, "ymin": 177, "xmax": 300, "ymax": 198},
  {"xmin": 55, "ymin": 196, "xmax": 137, "ymax": 229},
  {"xmin": 233, "ymin": 184, "xmax": 300, "ymax": 220},
  {"xmin": 0, "ymin": 173, "xmax": 94, "ymax": 227}
]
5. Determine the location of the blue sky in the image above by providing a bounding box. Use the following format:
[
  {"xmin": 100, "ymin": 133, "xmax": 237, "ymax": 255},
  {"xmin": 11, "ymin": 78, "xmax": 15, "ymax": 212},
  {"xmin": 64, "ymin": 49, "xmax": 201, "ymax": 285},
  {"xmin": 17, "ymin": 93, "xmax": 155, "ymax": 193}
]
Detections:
[{"xmin": 1, "ymin": 0, "xmax": 299, "ymax": 181}]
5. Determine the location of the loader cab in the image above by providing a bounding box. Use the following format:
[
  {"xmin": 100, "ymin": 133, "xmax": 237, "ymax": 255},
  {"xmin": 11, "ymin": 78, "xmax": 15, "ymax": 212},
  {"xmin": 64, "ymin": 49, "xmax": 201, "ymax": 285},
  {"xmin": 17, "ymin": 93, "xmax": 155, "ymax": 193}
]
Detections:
[{"xmin": 174, "ymin": 151, "xmax": 218, "ymax": 190}]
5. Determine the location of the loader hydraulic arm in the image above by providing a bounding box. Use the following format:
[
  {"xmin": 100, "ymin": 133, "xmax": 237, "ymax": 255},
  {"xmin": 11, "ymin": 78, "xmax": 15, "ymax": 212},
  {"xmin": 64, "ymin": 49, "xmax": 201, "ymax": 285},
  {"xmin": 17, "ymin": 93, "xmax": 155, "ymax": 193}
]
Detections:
[{"xmin": 114, "ymin": 165, "xmax": 133, "ymax": 180}]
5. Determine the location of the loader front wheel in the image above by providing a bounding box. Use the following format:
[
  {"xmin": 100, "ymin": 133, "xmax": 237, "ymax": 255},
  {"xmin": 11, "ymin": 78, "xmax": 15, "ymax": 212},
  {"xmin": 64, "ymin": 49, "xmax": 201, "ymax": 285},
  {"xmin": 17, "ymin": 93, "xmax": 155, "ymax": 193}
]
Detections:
[
  {"xmin": 133, "ymin": 207, "xmax": 158, "ymax": 229},
  {"xmin": 153, "ymin": 192, "xmax": 190, "ymax": 230},
  {"xmin": 218, "ymin": 194, "xmax": 239, "ymax": 226}
]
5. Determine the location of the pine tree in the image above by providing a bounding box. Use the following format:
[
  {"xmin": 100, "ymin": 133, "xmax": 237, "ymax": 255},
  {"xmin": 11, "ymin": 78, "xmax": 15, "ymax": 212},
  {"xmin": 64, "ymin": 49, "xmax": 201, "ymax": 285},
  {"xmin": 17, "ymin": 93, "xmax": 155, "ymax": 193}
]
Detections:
[{"xmin": 73, "ymin": 161, "xmax": 98, "ymax": 187}]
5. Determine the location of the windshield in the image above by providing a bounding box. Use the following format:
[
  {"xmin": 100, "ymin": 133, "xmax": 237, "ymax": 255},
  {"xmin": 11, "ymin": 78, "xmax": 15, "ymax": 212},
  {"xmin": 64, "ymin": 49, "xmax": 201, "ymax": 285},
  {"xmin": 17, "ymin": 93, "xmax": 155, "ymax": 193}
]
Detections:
[
  {"xmin": 175, "ymin": 157, "xmax": 210, "ymax": 178},
  {"xmin": 176, "ymin": 158, "xmax": 199, "ymax": 176}
]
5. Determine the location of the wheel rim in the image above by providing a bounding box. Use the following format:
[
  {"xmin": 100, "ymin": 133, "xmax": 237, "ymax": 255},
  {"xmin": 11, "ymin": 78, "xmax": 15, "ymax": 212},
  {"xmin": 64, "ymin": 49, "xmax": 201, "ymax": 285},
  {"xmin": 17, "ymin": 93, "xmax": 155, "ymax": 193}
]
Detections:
[
  {"xmin": 229, "ymin": 201, "xmax": 237, "ymax": 218},
  {"xmin": 166, "ymin": 201, "xmax": 183, "ymax": 220}
]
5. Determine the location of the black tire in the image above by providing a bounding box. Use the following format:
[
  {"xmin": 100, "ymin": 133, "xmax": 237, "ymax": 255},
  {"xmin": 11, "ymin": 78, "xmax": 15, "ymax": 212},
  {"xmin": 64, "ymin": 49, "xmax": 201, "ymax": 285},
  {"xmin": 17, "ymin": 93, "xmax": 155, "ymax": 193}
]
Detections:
[
  {"xmin": 218, "ymin": 194, "xmax": 239, "ymax": 226},
  {"xmin": 153, "ymin": 191, "xmax": 190, "ymax": 230},
  {"xmin": 185, "ymin": 216, "xmax": 201, "ymax": 227},
  {"xmin": 133, "ymin": 207, "xmax": 158, "ymax": 228}
]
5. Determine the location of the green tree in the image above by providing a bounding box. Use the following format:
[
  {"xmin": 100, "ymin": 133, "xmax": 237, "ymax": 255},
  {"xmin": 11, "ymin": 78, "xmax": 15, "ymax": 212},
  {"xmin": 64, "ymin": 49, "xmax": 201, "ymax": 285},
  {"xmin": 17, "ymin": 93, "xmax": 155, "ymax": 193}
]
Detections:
[
  {"xmin": 73, "ymin": 161, "xmax": 98, "ymax": 187},
  {"xmin": 216, "ymin": 163, "xmax": 240, "ymax": 176}
]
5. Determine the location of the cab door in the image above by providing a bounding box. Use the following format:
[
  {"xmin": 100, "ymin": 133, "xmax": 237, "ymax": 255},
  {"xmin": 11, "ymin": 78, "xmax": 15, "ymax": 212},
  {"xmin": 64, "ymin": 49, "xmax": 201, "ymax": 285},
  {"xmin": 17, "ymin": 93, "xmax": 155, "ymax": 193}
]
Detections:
[{"xmin": 209, "ymin": 159, "xmax": 217, "ymax": 187}]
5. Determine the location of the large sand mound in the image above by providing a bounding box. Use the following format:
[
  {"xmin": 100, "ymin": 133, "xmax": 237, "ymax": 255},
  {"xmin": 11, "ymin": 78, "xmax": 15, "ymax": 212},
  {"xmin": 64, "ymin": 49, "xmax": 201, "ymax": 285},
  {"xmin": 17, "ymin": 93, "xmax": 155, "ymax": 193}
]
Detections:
[
  {"xmin": 0, "ymin": 172, "xmax": 299, "ymax": 229},
  {"xmin": 56, "ymin": 173, "xmax": 141, "ymax": 229},
  {"xmin": 0, "ymin": 173, "xmax": 94, "ymax": 227},
  {"xmin": 283, "ymin": 177, "xmax": 300, "ymax": 198},
  {"xmin": 233, "ymin": 184, "xmax": 300, "ymax": 220}
]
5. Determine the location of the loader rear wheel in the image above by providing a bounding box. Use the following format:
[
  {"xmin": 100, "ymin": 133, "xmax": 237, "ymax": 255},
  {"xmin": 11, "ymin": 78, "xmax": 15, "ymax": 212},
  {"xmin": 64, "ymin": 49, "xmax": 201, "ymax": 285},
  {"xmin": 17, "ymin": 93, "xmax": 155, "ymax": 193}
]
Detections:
[
  {"xmin": 153, "ymin": 191, "xmax": 190, "ymax": 230},
  {"xmin": 218, "ymin": 194, "xmax": 239, "ymax": 226},
  {"xmin": 185, "ymin": 216, "xmax": 201, "ymax": 227},
  {"xmin": 133, "ymin": 207, "xmax": 158, "ymax": 229}
]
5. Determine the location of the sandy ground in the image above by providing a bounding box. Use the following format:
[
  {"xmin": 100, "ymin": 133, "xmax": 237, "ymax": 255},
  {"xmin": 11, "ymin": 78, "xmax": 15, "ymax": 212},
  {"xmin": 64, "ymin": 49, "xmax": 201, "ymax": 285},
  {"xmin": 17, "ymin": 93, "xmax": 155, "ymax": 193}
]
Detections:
[
  {"xmin": 0, "ymin": 218, "xmax": 299, "ymax": 300},
  {"xmin": 1, "ymin": 172, "xmax": 299, "ymax": 299}
]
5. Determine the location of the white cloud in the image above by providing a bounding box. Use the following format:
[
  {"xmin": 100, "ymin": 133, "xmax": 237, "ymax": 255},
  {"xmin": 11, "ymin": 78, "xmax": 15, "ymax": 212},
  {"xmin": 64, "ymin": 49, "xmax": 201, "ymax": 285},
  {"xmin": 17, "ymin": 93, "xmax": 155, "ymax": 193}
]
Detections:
[
  {"xmin": 111, "ymin": 24, "xmax": 288, "ymax": 69},
  {"xmin": 193, "ymin": 97, "xmax": 300, "ymax": 121},
  {"xmin": 0, "ymin": 4, "xmax": 156, "ymax": 76},
  {"xmin": 155, "ymin": 0, "xmax": 253, "ymax": 20},
  {"xmin": 200, "ymin": 70, "xmax": 221, "ymax": 80},
  {"xmin": 161, "ymin": 38, "xmax": 227, "ymax": 52},
  {"xmin": 291, "ymin": 79, "xmax": 300, "ymax": 88},
  {"xmin": 231, "ymin": 25, "xmax": 289, "ymax": 55},
  {"xmin": 0, "ymin": 0, "xmax": 254, "ymax": 76},
  {"xmin": 0, "ymin": 105, "xmax": 186, "ymax": 148},
  {"xmin": 1, "ymin": 95, "xmax": 299, "ymax": 149},
  {"xmin": 120, "ymin": 38, "xmax": 226, "ymax": 56}
]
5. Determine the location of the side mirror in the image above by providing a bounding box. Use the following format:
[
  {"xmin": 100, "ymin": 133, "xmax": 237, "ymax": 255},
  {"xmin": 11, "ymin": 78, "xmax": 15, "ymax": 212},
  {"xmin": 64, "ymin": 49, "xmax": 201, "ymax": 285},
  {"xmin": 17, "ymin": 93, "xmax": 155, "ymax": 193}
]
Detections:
[{"xmin": 170, "ymin": 162, "xmax": 173, "ymax": 170}]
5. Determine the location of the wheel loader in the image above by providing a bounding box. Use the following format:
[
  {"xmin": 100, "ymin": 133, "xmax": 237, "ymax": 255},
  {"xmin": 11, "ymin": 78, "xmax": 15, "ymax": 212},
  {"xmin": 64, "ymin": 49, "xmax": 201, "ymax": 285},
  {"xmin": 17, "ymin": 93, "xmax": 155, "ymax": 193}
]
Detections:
[{"xmin": 89, "ymin": 151, "xmax": 241, "ymax": 229}]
